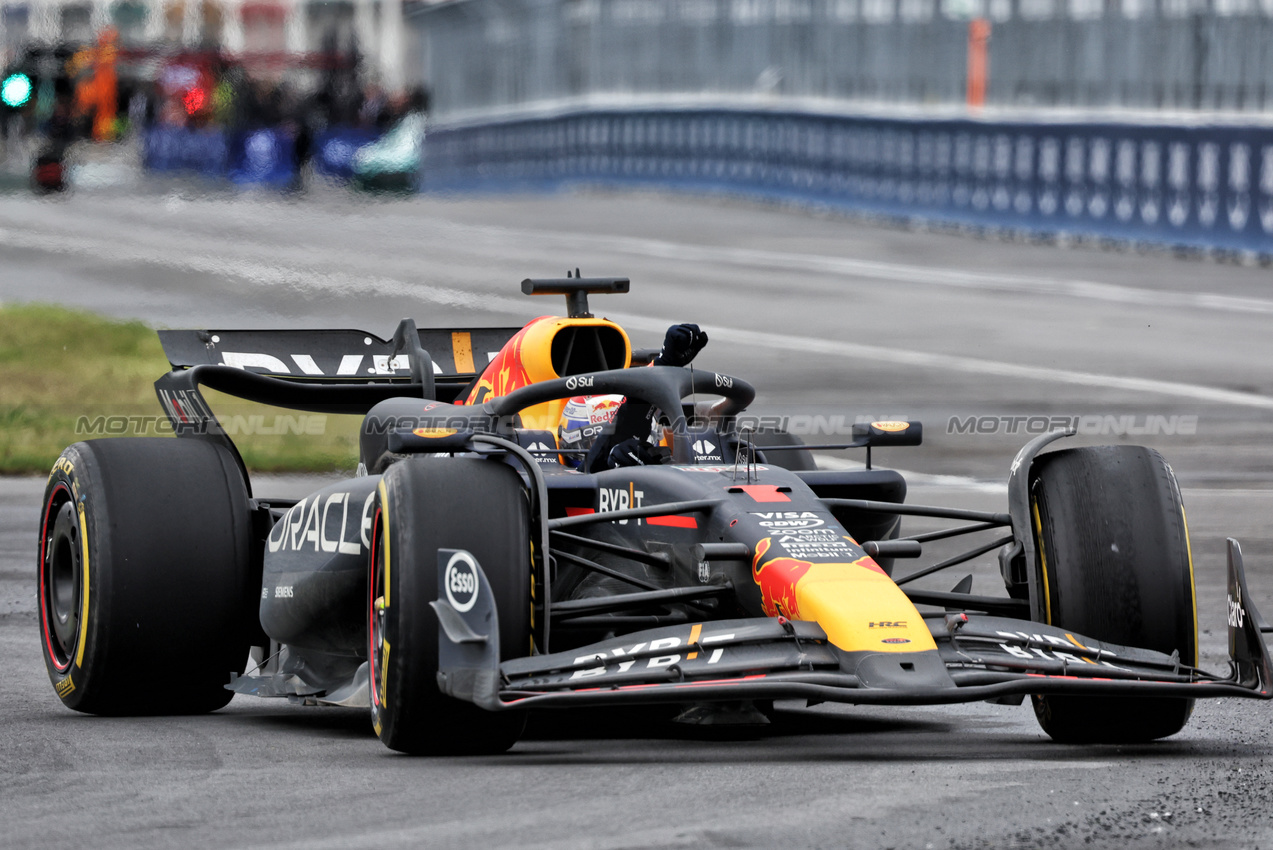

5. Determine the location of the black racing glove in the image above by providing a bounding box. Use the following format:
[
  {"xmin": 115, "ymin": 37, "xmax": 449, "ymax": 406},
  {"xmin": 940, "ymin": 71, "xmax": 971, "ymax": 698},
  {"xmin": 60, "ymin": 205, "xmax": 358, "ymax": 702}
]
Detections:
[
  {"xmin": 653, "ymin": 323, "xmax": 708, "ymax": 368},
  {"xmin": 585, "ymin": 323, "xmax": 705, "ymax": 472},
  {"xmin": 606, "ymin": 437, "xmax": 666, "ymax": 469}
]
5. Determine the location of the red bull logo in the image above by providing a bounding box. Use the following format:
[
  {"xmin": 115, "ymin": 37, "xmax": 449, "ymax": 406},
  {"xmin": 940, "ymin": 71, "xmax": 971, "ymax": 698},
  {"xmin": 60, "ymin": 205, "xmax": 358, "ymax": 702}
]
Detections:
[
  {"xmin": 459, "ymin": 314, "xmax": 633, "ymax": 434},
  {"xmin": 589, "ymin": 396, "xmax": 622, "ymax": 424},
  {"xmin": 751, "ymin": 537, "xmax": 812, "ymax": 619},
  {"xmin": 463, "ymin": 320, "xmax": 544, "ymax": 405},
  {"xmin": 751, "ymin": 538, "xmax": 933, "ymax": 653}
]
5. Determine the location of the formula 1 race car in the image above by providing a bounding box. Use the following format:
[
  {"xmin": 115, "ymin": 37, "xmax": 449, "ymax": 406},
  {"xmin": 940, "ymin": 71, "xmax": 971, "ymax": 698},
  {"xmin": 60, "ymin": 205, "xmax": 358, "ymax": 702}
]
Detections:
[{"xmin": 38, "ymin": 277, "xmax": 1273, "ymax": 753}]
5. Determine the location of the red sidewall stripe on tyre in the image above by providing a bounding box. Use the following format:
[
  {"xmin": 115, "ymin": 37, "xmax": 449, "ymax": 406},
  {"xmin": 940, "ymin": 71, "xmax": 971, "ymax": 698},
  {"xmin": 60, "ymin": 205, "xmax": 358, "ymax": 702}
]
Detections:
[
  {"xmin": 39, "ymin": 482, "xmax": 73, "ymax": 675},
  {"xmin": 368, "ymin": 504, "xmax": 383, "ymax": 713}
]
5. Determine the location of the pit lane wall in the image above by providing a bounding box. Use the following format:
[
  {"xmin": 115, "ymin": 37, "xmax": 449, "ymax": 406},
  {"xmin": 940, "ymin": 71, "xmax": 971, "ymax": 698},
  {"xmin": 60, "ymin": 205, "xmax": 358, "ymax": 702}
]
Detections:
[{"xmin": 422, "ymin": 105, "xmax": 1273, "ymax": 255}]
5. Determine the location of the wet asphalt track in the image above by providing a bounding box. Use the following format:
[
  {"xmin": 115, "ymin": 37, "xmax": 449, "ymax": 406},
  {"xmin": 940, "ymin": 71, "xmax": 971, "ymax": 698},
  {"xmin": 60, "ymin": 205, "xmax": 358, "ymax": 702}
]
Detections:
[{"xmin": 2, "ymin": 185, "xmax": 1273, "ymax": 849}]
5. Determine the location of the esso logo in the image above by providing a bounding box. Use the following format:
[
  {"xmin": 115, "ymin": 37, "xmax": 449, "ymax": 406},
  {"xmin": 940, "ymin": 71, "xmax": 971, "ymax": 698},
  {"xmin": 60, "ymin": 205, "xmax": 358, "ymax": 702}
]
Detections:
[
  {"xmin": 565, "ymin": 375, "xmax": 594, "ymax": 391},
  {"xmin": 444, "ymin": 551, "xmax": 479, "ymax": 613}
]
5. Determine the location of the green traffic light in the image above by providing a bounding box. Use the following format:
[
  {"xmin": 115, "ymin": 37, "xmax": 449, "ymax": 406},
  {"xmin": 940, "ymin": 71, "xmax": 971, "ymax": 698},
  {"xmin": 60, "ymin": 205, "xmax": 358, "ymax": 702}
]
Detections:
[{"xmin": 2, "ymin": 73, "xmax": 33, "ymax": 108}]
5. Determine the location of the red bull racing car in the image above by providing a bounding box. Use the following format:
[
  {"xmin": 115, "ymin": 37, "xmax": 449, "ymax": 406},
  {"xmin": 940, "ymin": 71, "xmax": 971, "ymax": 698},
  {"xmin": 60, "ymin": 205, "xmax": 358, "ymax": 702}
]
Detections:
[{"xmin": 38, "ymin": 277, "xmax": 1273, "ymax": 754}]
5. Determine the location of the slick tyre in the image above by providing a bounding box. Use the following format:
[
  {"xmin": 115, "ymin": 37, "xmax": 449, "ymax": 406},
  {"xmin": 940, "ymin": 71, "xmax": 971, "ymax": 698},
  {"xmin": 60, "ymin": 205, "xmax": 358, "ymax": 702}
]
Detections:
[
  {"xmin": 1029, "ymin": 445, "xmax": 1197, "ymax": 743},
  {"xmin": 368, "ymin": 458, "xmax": 530, "ymax": 755},
  {"xmin": 38, "ymin": 439, "xmax": 255, "ymax": 715}
]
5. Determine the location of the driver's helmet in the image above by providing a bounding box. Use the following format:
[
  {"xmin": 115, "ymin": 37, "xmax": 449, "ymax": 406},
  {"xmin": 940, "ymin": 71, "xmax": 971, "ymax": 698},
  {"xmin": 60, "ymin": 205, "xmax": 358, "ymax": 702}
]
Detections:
[{"xmin": 557, "ymin": 394, "xmax": 624, "ymax": 468}]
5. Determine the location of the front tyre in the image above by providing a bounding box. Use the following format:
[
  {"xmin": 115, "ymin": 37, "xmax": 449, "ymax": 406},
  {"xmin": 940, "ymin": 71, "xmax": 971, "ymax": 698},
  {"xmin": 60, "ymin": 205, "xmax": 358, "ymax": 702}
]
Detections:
[
  {"xmin": 38, "ymin": 439, "xmax": 256, "ymax": 715},
  {"xmin": 369, "ymin": 457, "xmax": 531, "ymax": 755},
  {"xmin": 1029, "ymin": 445, "xmax": 1197, "ymax": 743}
]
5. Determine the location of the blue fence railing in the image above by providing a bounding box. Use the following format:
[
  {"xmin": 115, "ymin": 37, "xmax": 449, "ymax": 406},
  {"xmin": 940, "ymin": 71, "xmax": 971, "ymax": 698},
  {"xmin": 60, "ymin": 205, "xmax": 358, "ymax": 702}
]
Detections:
[
  {"xmin": 144, "ymin": 126, "xmax": 297, "ymax": 186},
  {"xmin": 424, "ymin": 109, "xmax": 1273, "ymax": 254},
  {"xmin": 142, "ymin": 126, "xmax": 387, "ymax": 186},
  {"xmin": 142, "ymin": 126, "xmax": 232, "ymax": 177}
]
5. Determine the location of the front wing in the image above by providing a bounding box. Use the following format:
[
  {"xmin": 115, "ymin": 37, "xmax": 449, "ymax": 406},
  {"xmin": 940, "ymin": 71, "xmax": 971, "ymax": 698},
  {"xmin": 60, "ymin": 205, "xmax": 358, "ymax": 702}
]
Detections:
[{"xmin": 434, "ymin": 539, "xmax": 1273, "ymax": 712}]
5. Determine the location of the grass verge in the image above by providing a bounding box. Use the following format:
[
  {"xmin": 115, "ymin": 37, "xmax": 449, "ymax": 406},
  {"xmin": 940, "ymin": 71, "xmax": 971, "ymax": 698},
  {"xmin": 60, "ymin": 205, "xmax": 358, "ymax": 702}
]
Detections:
[{"xmin": 0, "ymin": 303, "xmax": 361, "ymax": 474}]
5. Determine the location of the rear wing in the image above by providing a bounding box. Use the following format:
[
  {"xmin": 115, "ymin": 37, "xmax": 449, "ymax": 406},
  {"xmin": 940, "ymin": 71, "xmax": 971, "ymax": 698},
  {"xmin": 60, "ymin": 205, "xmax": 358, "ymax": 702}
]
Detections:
[
  {"xmin": 158, "ymin": 326, "xmax": 521, "ymax": 389},
  {"xmin": 154, "ymin": 324, "xmax": 524, "ymax": 496}
]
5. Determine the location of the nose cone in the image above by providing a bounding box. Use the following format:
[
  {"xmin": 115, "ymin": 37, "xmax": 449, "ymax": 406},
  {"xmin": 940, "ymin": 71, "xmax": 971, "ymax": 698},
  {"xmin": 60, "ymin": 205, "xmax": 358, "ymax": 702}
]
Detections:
[
  {"xmin": 795, "ymin": 561, "xmax": 937, "ymax": 653},
  {"xmin": 753, "ymin": 537, "xmax": 935, "ymax": 653}
]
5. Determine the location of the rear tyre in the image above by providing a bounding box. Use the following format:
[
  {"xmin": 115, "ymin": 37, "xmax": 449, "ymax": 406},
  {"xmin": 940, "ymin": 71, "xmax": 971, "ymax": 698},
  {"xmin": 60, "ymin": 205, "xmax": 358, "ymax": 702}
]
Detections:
[
  {"xmin": 38, "ymin": 438, "xmax": 255, "ymax": 715},
  {"xmin": 1029, "ymin": 445, "xmax": 1197, "ymax": 743},
  {"xmin": 369, "ymin": 457, "xmax": 530, "ymax": 755}
]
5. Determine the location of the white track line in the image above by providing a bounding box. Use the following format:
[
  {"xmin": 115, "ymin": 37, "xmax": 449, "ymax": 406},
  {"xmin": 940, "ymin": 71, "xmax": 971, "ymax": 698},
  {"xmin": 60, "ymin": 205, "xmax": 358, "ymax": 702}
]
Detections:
[
  {"xmin": 562, "ymin": 231, "xmax": 1273, "ymax": 317},
  {"xmin": 607, "ymin": 312, "xmax": 1273, "ymax": 411},
  {"xmin": 813, "ymin": 454, "xmax": 1007, "ymax": 493},
  {"xmin": 2, "ymin": 224, "xmax": 1271, "ymax": 410},
  {"xmin": 355, "ymin": 217, "xmax": 1273, "ymax": 317},
  {"xmin": 11, "ymin": 209, "xmax": 1273, "ymax": 317}
]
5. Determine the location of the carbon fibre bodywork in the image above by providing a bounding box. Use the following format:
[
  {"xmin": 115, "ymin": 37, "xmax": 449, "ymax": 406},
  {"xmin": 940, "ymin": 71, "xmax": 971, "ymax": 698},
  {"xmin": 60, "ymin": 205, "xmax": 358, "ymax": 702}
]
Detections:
[{"xmin": 148, "ymin": 281, "xmax": 1273, "ymax": 738}]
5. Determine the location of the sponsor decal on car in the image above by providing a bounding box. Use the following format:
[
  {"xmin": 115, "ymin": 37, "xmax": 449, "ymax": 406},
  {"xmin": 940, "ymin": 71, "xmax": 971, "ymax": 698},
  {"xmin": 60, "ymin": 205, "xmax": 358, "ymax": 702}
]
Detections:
[
  {"xmin": 1228, "ymin": 587, "xmax": 1245, "ymax": 629},
  {"xmin": 443, "ymin": 551, "xmax": 480, "ymax": 613},
  {"xmin": 751, "ymin": 511, "xmax": 826, "ymax": 529},
  {"xmin": 412, "ymin": 427, "xmax": 457, "ymax": 438},
  {"xmin": 881, "ymin": 637, "xmax": 911, "ymax": 644},
  {"xmin": 871, "ymin": 420, "xmax": 911, "ymax": 432},
  {"xmin": 597, "ymin": 485, "xmax": 696, "ymax": 528},
  {"xmin": 599, "ymin": 484, "xmax": 643, "ymax": 524},
  {"xmin": 157, "ymin": 387, "xmax": 216, "ymax": 431},
  {"xmin": 751, "ymin": 537, "xmax": 812, "ymax": 619},
  {"xmin": 220, "ymin": 351, "xmax": 431, "ymax": 377},
  {"xmin": 465, "ymin": 321, "xmax": 537, "ymax": 405},
  {"xmin": 691, "ymin": 439, "xmax": 721, "ymax": 461},
  {"xmin": 569, "ymin": 625, "xmax": 734, "ymax": 680},
  {"xmin": 992, "ymin": 630, "xmax": 1129, "ymax": 670},
  {"xmin": 525, "ymin": 441, "xmax": 561, "ymax": 465},
  {"xmin": 774, "ymin": 529, "xmax": 861, "ymax": 561},
  {"xmin": 268, "ymin": 491, "xmax": 376, "ymax": 554}
]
